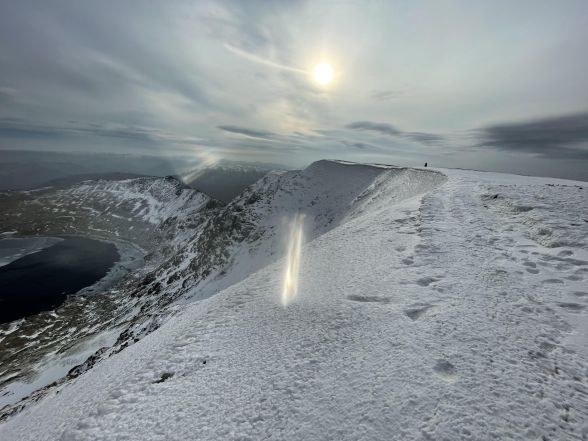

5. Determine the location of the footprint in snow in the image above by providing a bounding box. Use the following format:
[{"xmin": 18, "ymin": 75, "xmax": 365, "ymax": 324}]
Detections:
[
  {"xmin": 416, "ymin": 276, "xmax": 439, "ymax": 287},
  {"xmin": 404, "ymin": 303, "xmax": 434, "ymax": 320},
  {"xmin": 433, "ymin": 359, "xmax": 457, "ymax": 381},
  {"xmin": 556, "ymin": 302, "xmax": 586, "ymax": 312},
  {"xmin": 558, "ymin": 250, "xmax": 574, "ymax": 257},
  {"xmin": 542, "ymin": 278, "xmax": 564, "ymax": 284},
  {"xmin": 346, "ymin": 295, "xmax": 392, "ymax": 304},
  {"xmin": 153, "ymin": 372, "xmax": 174, "ymax": 384}
]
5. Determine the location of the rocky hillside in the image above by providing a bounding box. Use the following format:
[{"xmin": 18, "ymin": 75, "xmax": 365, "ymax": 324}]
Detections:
[
  {"xmin": 0, "ymin": 176, "xmax": 219, "ymax": 416},
  {"xmin": 1, "ymin": 161, "xmax": 445, "ymax": 420},
  {"xmin": 0, "ymin": 175, "xmax": 218, "ymax": 260}
]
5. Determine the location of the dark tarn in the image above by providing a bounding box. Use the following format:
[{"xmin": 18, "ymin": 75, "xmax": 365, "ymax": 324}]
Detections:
[{"xmin": 0, "ymin": 237, "xmax": 119, "ymax": 323}]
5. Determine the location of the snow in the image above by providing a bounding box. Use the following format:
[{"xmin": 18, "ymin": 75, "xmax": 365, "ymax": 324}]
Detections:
[
  {"xmin": 0, "ymin": 328, "xmax": 121, "ymax": 409},
  {"xmin": 1, "ymin": 162, "xmax": 587, "ymax": 440},
  {"xmin": 67, "ymin": 178, "xmax": 200, "ymax": 226},
  {"xmin": 176, "ymin": 161, "xmax": 446, "ymax": 305}
]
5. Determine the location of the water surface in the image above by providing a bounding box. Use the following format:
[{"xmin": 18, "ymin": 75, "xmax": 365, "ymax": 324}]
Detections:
[
  {"xmin": 0, "ymin": 236, "xmax": 119, "ymax": 324},
  {"xmin": 0, "ymin": 236, "xmax": 62, "ymax": 267}
]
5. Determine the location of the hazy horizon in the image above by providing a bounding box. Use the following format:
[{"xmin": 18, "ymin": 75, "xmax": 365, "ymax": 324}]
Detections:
[{"xmin": 1, "ymin": 1, "xmax": 587, "ymax": 180}]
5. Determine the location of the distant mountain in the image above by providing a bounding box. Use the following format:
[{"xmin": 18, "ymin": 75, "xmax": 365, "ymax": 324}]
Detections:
[
  {"xmin": 0, "ymin": 150, "xmax": 183, "ymax": 190},
  {"xmin": 40, "ymin": 172, "xmax": 148, "ymax": 188},
  {"xmin": 0, "ymin": 150, "xmax": 291, "ymax": 204},
  {"xmin": 184, "ymin": 160, "xmax": 287, "ymax": 203},
  {"xmin": 0, "ymin": 174, "xmax": 217, "ymax": 254}
]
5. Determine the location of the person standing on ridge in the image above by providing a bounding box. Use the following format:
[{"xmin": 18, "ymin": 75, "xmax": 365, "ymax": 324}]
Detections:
[{"xmin": 424, "ymin": 162, "xmax": 428, "ymax": 167}]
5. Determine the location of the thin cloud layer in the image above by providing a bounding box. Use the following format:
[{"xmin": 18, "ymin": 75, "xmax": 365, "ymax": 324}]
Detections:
[
  {"xmin": 0, "ymin": 118, "xmax": 201, "ymax": 146},
  {"xmin": 478, "ymin": 111, "xmax": 588, "ymax": 159},
  {"xmin": 345, "ymin": 121, "xmax": 445, "ymax": 145},
  {"xmin": 0, "ymin": 1, "xmax": 587, "ymax": 178},
  {"xmin": 217, "ymin": 125, "xmax": 275, "ymax": 139},
  {"xmin": 346, "ymin": 122, "xmax": 401, "ymax": 136}
]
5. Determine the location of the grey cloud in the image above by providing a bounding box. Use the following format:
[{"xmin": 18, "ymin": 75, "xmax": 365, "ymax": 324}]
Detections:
[
  {"xmin": 405, "ymin": 132, "xmax": 445, "ymax": 144},
  {"xmin": 0, "ymin": 119, "xmax": 63, "ymax": 139},
  {"xmin": 0, "ymin": 2, "xmax": 213, "ymax": 112},
  {"xmin": 370, "ymin": 90, "xmax": 398, "ymax": 101},
  {"xmin": 0, "ymin": 118, "xmax": 200, "ymax": 145},
  {"xmin": 0, "ymin": 88, "xmax": 19, "ymax": 107},
  {"xmin": 339, "ymin": 140, "xmax": 384, "ymax": 152},
  {"xmin": 345, "ymin": 121, "xmax": 444, "ymax": 145},
  {"xmin": 346, "ymin": 121, "xmax": 400, "ymax": 136},
  {"xmin": 477, "ymin": 111, "xmax": 588, "ymax": 159},
  {"xmin": 201, "ymin": 10, "xmax": 271, "ymax": 53},
  {"xmin": 369, "ymin": 89, "xmax": 410, "ymax": 101},
  {"xmin": 201, "ymin": 0, "xmax": 303, "ymax": 76},
  {"xmin": 217, "ymin": 125, "xmax": 275, "ymax": 139}
]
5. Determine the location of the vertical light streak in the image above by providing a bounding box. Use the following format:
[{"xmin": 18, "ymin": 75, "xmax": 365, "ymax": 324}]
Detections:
[{"xmin": 282, "ymin": 214, "xmax": 305, "ymax": 306}]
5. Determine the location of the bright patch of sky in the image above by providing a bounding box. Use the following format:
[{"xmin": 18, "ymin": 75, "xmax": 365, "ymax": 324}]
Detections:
[{"xmin": 0, "ymin": 0, "xmax": 587, "ymax": 178}]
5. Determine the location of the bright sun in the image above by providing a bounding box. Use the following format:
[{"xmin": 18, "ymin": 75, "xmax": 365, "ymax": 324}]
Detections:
[{"xmin": 312, "ymin": 62, "xmax": 334, "ymax": 85}]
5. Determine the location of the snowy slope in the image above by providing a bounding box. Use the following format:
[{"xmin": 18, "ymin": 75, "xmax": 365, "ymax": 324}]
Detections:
[
  {"xmin": 1, "ymin": 163, "xmax": 588, "ymax": 440},
  {"xmin": 145, "ymin": 160, "xmax": 445, "ymax": 305},
  {"xmin": 1, "ymin": 161, "xmax": 436, "ymax": 417},
  {"xmin": 3, "ymin": 161, "xmax": 423, "ymax": 417},
  {"xmin": 99, "ymin": 161, "xmax": 437, "ymax": 355},
  {"xmin": 0, "ymin": 176, "xmax": 218, "ymax": 413}
]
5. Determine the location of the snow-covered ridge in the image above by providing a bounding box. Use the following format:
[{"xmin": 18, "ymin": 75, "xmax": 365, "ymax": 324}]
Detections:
[
  {"xmin": 139, "ymin": 160, "xmax": 446, "ymax": 306},
  {"xmin": 0, "ymin": 161, "xmax": 444, "ymax": 419},
  {"xmin": 0, "ymin": 160, "xmax": 445, "ymax": 421},
  {"xmin": 31, "ymin": 160, "xmax": 446, "ymax": 414},
  {"xmin": 65, "ymin": 176, "xmax": 197, "ymax": 225},
  {"xmin": 2, "ymin": 164, "xmax": 587, "ymax": 440}
]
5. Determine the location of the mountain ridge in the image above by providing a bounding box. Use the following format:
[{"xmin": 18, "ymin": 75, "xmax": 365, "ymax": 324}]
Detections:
[{"xmin": 2, "ymin": 162, "xmax": 586, "ymax": 439}]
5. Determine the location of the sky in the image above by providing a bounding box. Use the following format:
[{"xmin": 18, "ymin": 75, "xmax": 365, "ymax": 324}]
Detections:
[{"xmin": 1, "ymin": 0, "xmax": 587, "ymax": 179}]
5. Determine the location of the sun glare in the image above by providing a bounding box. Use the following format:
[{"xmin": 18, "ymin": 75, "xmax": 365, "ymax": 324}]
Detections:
[
  {"xmin": 282, "ymin": 214, "xmax": 305, "ymax": 306},
  {"xmin": 312, "ymin": 62, "xmax": 334, "ymax": 85}
]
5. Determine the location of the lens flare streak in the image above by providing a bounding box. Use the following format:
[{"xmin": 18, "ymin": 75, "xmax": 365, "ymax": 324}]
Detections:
[{"xmin": 282, "ymin": 214, "xmax": 305, "ymax": 306}]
